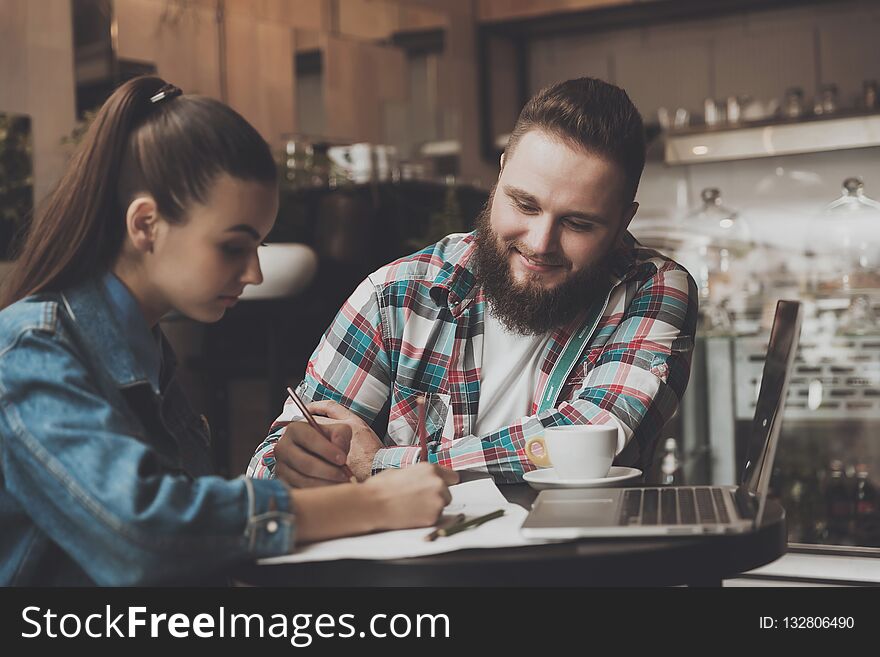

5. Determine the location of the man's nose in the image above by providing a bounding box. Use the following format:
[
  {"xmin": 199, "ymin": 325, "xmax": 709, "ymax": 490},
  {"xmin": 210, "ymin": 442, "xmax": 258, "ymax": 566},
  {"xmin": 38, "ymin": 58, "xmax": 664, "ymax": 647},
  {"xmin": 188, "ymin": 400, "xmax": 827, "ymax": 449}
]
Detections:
[{"xmin": 523, "ymin": 213, "xmax": 560, "ymax": 256}]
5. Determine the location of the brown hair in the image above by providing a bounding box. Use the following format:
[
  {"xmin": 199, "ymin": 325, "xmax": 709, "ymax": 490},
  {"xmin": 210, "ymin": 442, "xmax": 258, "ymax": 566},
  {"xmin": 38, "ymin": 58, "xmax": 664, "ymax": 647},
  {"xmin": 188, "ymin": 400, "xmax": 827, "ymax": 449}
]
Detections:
[
  {"xmin": 0, "ymin": 76, "xmax": 277, "ymax": 308},
  {"xmin": 505, "ymin": 77, "xmax": 645, "ymax": 202}
]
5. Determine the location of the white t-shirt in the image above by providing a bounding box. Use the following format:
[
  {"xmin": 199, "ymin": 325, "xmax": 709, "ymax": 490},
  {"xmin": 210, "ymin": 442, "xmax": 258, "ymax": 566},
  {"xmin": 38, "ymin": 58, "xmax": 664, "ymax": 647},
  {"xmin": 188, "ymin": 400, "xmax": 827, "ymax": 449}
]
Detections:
[{"xmin": 473, "ymin": 307, "xmax": 551, "ymax": 436}]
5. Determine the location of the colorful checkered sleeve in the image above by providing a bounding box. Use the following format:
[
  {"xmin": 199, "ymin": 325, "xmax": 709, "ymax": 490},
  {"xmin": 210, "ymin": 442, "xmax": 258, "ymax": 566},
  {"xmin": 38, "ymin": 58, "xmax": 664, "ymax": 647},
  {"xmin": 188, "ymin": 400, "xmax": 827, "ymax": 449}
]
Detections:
[{"xmin": 246, "ymin": 426, "xmax": 284, "ymax": 479}]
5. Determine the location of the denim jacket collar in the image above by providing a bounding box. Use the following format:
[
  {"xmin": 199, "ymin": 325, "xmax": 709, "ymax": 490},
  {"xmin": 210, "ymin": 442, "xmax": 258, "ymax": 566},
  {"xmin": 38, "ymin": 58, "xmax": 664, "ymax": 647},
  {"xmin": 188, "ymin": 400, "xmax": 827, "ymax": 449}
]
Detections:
[{"xmin": 59, "ymin": 276, "xmax": 172, "ymax": 395}]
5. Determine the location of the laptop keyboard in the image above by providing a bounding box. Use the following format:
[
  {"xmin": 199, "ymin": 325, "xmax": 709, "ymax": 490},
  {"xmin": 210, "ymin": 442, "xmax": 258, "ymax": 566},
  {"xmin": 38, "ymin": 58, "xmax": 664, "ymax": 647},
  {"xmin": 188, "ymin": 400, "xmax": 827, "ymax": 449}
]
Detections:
[{"xmin": 618, "ymin": 487, "xmax": 732, "ymax": 526}]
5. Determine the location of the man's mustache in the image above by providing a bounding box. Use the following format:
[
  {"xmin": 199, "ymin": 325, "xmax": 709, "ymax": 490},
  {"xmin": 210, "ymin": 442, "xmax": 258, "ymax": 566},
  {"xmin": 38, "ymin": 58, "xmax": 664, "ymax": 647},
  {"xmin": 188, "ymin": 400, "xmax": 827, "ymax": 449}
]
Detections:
[{"xmin": 507, "ymin": 243, "xmax": 570, "ymax": 268}]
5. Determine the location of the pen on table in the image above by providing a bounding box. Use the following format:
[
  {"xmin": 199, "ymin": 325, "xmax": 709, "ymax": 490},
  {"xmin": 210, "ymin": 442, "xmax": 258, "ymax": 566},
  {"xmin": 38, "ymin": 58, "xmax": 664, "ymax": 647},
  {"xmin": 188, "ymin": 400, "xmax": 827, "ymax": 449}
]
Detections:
[
  {"xmin": 423, "ymin": 513, "xmax": 466, "ymax": 542},
  {"xmin": 286, "ymin": 386, "xmax": 357, "ymax": 483},
  {"xmin": 416, "ymin": 396, "xmax": 428, "ymax": 463},
  {"xmin": 423, "ymin": 509, "xmax": 505, "ymax": 541}
]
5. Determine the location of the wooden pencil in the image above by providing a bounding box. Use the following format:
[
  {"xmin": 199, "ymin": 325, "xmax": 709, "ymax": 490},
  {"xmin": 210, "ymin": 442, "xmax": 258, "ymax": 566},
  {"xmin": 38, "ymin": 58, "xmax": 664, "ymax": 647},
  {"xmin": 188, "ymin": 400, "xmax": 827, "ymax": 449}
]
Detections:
[{"xmin": 286, "ymin": 386, "xmax": 357, "ymax": 482}]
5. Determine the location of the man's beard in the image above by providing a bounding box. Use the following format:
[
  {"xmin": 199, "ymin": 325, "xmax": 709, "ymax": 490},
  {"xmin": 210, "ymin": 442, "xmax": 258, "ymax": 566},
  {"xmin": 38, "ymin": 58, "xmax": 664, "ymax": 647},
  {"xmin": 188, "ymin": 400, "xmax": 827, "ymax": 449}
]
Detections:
[{"xmin": 472, "ymin": 198, "xmax": 613, "ymax": 336}]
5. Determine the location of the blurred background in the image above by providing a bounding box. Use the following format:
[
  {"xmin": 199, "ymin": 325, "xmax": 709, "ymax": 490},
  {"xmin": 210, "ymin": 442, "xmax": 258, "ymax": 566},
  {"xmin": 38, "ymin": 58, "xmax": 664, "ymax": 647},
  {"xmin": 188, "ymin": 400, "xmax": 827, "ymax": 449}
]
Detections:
[{"xmin": 2, "ymin": 0, "xmax": 880, "ymax": 559}]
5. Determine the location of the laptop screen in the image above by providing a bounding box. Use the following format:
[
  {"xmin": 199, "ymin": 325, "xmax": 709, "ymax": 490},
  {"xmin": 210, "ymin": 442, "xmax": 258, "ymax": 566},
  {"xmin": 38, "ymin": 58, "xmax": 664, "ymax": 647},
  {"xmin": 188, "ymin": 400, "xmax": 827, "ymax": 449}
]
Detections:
[{"xmin": 741, "ymin": 300, "xmax": 803, "ymax": 524}]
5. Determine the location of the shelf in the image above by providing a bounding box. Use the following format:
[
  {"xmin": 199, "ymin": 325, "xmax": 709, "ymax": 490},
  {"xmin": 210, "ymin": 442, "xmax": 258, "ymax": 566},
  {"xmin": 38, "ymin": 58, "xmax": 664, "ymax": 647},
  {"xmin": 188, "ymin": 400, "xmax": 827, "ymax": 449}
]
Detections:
[
  {"xmin": 664, "ymin": 110, "xmax": 880, "ymax": 165},
  {"xmin": 419, "ymin": 140, "xmax": 461, "ymax": 157}
]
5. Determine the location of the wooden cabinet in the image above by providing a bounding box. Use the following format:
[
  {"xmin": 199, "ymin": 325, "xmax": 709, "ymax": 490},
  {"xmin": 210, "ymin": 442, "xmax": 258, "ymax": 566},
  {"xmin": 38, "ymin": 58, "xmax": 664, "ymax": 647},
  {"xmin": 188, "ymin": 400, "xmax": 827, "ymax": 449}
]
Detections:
[
  {"xmin": 0, "ymin": 0, "xmax": 76, "ymax": 202},
  {"xmin": 224, "ymin": 13, "xmax": 296, "ymax": 142},
  {"xmin": 322, "ymin": 35, "xmax": 407, "ymax": 143},
  {"xmin": 478, "ymin": 0, "xmax": 633, "ymax": 23},
  {"xmin": 115, "ymin": 0, "xmax": 222, "ymax": 98}
]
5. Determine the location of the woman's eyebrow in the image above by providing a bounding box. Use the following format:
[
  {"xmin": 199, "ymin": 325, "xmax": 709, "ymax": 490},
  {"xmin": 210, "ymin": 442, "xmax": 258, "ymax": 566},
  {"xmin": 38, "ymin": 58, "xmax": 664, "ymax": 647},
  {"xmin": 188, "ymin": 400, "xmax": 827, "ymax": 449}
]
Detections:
[{"xmin": 224, "ymin": 224, "xmax": 260, "ymax": 240}]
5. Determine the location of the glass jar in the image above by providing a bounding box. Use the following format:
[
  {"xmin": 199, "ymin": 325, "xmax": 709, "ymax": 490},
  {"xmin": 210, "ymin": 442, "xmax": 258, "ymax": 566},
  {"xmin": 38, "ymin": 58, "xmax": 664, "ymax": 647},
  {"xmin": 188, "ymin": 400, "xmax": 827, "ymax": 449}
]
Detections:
[
  {"xmin": 783, "ymin": 87, "xmax": 805, "ymax": 119},
  {"xmin": 673, "ymin": 188, "xmax": 755, "ymax": 333},
  {"xmin": 805, "ymin": 178, "xmax": 880, "ymax": 334},
  {"xmin": 280, "ymin": 136, "xmax": 328, "ymax": 189},
  {"xmin": 806, "ymin": 179, "xmax": 880, "ymax": 294}
]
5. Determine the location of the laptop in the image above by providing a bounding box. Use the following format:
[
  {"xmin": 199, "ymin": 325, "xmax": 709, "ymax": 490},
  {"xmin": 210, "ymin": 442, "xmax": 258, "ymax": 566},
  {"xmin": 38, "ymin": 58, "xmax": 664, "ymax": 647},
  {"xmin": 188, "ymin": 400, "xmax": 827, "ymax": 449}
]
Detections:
[{"xmin": 521, "ymin": 299, "xmax": 803, "ymax": 539}]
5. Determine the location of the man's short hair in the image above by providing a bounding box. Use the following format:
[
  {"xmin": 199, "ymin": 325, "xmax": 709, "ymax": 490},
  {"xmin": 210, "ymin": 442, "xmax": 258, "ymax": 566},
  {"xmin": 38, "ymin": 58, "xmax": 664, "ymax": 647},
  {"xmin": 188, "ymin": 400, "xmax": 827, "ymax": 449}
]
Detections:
[{"xmin": 505, "ymin": 77, "xmax": 646, "ymax": 203}]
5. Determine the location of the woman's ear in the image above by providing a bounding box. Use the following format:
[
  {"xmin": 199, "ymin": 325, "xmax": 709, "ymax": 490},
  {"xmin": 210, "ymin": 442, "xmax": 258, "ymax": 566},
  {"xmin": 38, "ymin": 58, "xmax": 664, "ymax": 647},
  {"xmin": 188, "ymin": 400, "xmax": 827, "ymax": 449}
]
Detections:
[{"xmin": 125, "ymin": 196, "xmax": 159, "ymax": 254}]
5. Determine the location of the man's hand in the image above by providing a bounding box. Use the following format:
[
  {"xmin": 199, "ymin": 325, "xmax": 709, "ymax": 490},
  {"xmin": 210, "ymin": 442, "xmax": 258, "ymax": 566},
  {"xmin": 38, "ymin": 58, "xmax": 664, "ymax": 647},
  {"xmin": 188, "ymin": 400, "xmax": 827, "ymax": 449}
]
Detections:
[
  {"xmin": 307, "ymin": 400, "xmax": 384, "ymax": 481},
  {"xmin": 273, "ymin": 419, "xmax": 353, "ymax": 488}
]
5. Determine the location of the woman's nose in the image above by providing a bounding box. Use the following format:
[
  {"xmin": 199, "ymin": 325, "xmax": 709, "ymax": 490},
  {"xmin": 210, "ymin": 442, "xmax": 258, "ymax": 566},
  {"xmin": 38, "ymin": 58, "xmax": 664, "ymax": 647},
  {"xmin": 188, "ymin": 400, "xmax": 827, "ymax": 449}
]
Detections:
[{"xmin": 242, "ymin": 250, "xmax": 264, "ymax": 286}]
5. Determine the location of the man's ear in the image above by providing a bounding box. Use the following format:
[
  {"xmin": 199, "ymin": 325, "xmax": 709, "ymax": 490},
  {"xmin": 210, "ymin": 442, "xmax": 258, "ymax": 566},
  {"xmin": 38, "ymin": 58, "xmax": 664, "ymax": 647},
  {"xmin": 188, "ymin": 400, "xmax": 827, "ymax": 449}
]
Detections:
[
  {"xmin": 125, "ymin": 195, "xmax": 159, "ymax": 254},
  {"xmin": 617, "ymin": 201, "xmax": 639, "ymax": 242}
]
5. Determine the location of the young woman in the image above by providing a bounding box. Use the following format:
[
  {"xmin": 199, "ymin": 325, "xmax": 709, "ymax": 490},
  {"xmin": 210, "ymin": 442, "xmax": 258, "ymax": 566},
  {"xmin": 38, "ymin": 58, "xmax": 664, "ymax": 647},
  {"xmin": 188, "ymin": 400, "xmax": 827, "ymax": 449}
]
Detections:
[{"xmin": 0, "ymin": 76, "xmax": 457, "ymax": 586}]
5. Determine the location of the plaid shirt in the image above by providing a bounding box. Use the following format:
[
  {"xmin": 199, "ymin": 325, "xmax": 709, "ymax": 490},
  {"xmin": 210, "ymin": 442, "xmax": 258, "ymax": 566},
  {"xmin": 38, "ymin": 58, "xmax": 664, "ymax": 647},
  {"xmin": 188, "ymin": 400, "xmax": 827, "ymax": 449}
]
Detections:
[{"xmin": 248, "ymin": 232, "xmax": 697, "ymax": 484}]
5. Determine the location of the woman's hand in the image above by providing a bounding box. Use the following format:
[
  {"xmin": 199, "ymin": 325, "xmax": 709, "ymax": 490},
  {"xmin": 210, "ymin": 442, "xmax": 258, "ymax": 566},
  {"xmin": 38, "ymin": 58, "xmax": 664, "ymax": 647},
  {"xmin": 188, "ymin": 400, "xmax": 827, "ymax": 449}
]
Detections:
[
  {"xmin": 363, "ymin": 463, "xmax": 460, "ymax": 530},
  {"xmin": 288, "ymin": 462, "xmax": 460, "ymax": 543}
]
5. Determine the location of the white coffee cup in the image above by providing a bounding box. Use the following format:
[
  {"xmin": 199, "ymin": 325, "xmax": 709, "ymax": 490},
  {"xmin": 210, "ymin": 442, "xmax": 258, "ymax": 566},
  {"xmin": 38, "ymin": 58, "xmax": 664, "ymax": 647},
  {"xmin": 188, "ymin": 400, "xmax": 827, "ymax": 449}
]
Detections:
[{"xmin": 525, "ymin": 424, "xmax": 618, "ymax": 480}]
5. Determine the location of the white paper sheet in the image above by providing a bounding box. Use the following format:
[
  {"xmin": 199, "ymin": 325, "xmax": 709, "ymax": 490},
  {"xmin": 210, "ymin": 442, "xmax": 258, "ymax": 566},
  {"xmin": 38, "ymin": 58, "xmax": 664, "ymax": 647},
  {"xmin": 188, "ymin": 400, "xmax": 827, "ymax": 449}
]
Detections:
[{"xmin": 258, "ymin": 479, "xmax": 552, "ymax": 564}]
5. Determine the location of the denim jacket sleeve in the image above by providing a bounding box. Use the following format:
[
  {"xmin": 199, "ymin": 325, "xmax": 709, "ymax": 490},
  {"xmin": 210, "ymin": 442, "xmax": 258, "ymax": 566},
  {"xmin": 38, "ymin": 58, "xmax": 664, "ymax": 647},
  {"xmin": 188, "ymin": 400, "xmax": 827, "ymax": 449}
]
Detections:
[{"xmin": 0, "ymin": 323, "xmax": 296, "ymax": 586}]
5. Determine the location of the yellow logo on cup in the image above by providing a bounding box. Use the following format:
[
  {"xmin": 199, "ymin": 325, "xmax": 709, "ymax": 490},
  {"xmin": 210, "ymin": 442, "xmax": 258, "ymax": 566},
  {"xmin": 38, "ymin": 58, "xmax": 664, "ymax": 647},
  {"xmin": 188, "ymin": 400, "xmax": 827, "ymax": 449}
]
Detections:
[{"xmin": 526, "ymin": 424, "xmax": 618, "ymax": 479}]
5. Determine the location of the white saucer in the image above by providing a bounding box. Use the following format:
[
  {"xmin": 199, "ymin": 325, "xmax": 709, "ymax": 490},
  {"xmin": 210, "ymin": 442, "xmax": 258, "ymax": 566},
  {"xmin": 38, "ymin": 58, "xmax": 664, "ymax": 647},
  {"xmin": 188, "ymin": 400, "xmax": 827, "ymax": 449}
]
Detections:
[{"xmin": 523, "ymin": 466, "xmax": 643, "ymax": 490}]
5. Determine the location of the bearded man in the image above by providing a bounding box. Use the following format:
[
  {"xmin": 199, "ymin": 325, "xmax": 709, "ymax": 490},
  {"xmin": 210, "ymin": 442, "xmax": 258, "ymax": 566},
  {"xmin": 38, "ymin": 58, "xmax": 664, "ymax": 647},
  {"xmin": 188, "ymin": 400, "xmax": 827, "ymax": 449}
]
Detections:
[{"xmin": 249, "ymin": 77, "xmax": 698, "ymax": 486}]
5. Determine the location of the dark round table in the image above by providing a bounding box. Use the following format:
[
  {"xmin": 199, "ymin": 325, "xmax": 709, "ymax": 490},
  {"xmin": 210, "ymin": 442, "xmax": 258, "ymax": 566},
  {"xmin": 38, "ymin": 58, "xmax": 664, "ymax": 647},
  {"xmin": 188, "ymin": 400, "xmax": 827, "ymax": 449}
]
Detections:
[{"xmin": 235, "ymin": 483, "xmax": 787, "ymax": 587}]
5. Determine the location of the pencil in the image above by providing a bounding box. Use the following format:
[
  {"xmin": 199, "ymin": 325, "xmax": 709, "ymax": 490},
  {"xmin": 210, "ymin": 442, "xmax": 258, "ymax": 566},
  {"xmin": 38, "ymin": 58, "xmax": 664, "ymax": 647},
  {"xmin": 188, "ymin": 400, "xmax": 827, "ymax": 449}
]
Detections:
[
  {"xmin": 416, "ymin": 396, "xmax": 428, "ymax": 463},
  {"xmin": 423, "ymin": 513, "xmax": 466, "ymax": 542},
  {"xmin": 286, "ymin": 386, "xmax": 357, "ymax": 483},
  {"xmin": 430, "ymin": 509, "xmax": 506, "ymax": 539}
]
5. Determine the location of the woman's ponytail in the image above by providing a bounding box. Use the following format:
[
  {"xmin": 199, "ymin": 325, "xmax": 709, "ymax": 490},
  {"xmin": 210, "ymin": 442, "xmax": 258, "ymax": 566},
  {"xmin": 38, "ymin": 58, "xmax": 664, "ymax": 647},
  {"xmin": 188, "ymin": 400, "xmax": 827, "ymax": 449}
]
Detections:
[
  {"xmin": 0, "ymin": 77, "xmax": 168, "ymax": 308},
  {"xmin": 0, "ymin": 75, "xmax": 275, "ymax": 309}
]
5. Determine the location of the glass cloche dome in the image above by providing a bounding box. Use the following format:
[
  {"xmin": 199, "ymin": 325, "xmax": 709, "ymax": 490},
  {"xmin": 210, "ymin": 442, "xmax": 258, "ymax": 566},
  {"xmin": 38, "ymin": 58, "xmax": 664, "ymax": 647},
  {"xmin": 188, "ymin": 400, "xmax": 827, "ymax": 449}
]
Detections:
[
  {"xmin": 804, "ymin": 178, "xmax": 880, "ymax": 335},
  {"xmin": 673, "ymin": 188, "xmax": 755, "ymax": 332},
  {"xmin": 806, "ymin": 177, "xmax": 880, "ymax": 295}
]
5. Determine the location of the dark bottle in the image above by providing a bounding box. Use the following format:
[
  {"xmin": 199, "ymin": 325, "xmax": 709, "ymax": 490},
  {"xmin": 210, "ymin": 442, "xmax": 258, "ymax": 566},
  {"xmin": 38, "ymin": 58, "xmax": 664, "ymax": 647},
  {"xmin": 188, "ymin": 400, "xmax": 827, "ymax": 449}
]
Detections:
[
  {"xmin": 798, "ymin": 467, "xmax": 822, "ymax": 544},
  {"xmin": 853, "ymin": 464, "xmax": 879, "ymax": 547},
  {"xmin": 660, "ymin": 438, "xmax": 683, "ymax": 485},
  {"xmin": 812, "ymin": 466, "xmax": 829, "ymax": 542},
  {"xmin": 786, "ymin": 473, "xmax": 805, "ymax": 543},
  {"xmin": 826, "ymin": 460, "xmax": 854, "ymax": 544}
]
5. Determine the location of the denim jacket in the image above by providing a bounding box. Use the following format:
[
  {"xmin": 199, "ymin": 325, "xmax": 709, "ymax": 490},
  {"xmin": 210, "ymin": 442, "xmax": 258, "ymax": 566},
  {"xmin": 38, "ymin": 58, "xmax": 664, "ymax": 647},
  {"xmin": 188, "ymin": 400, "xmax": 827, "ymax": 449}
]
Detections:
[{"xmin": 0, "ymin": 276, "xmax": 295, "ymax": 585}]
